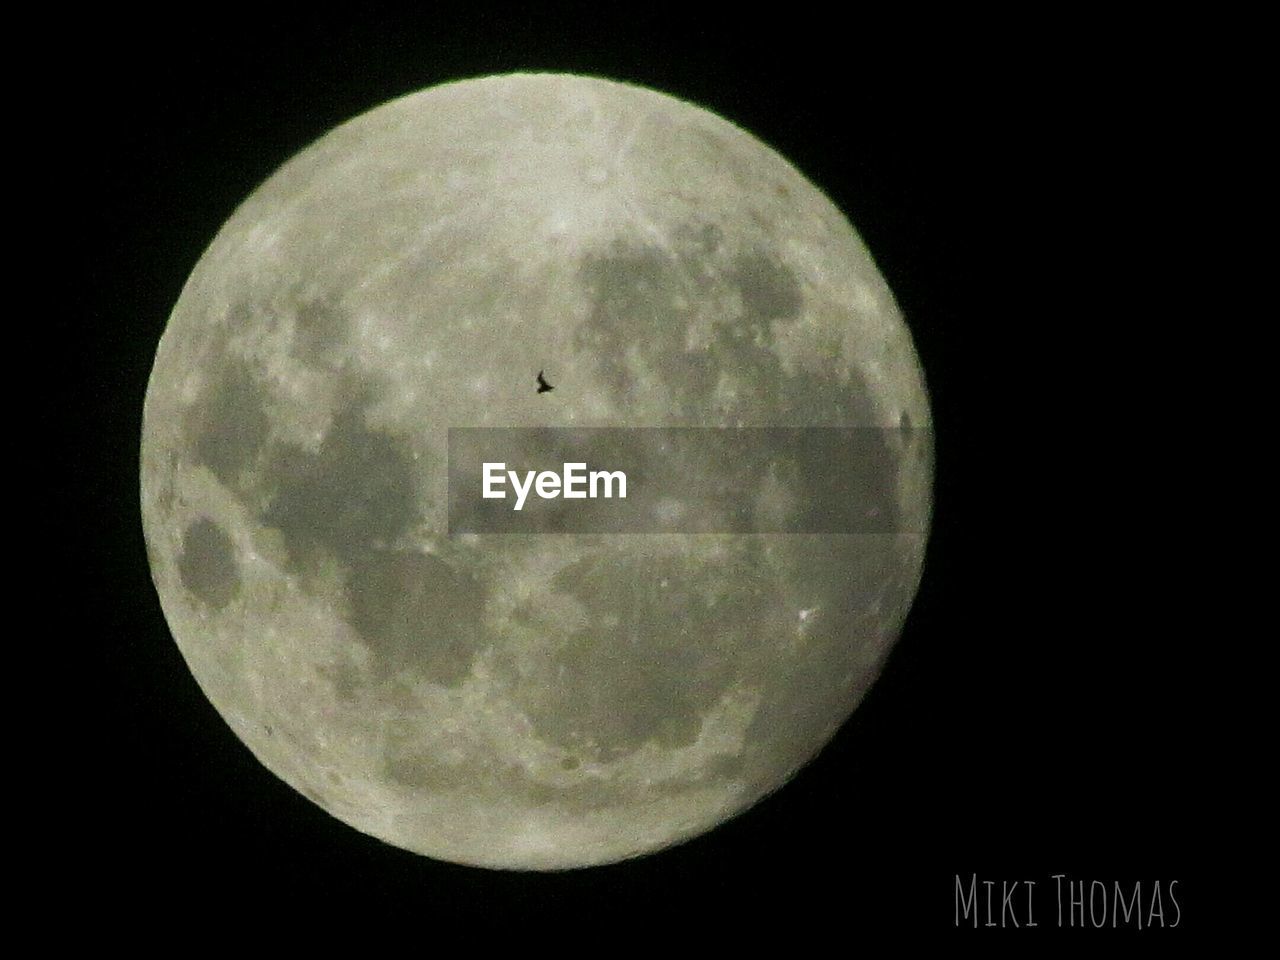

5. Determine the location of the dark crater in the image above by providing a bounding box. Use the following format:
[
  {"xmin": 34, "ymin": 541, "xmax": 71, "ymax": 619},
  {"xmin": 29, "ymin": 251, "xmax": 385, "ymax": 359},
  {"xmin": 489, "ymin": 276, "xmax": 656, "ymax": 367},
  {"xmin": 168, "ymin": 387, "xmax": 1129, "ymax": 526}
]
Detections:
[
  {"xmin": 345, "ymin": 549, "xmax": 481, "ymax": 686},
  {"xmin": 177, "ymin": 517, "xmax": 240, "ymax": 610},
  {"xmin": 575, "ymin": 235, "xmax": 884, "ymax": 427},
  {"xmin": 256, "ymin": 395, "xmax": 477, "ymax": 684},
  {"xmin": 291, "ymin": 297, "xmax": 350, "ymax": 366},
  {"xmin": 732, "ymin": 251, "xmax": 804, "ymax": 324},
  {"xmin": 186, "ymin": 356, "xmax": 271, "ymax": 489},
  {"xmin": 260, "ymin": 400, "xmax": 419, "ymax": 567},
  {"xmin": 519, "ymin": 550, "xmax": 786, "ymax": 760}
]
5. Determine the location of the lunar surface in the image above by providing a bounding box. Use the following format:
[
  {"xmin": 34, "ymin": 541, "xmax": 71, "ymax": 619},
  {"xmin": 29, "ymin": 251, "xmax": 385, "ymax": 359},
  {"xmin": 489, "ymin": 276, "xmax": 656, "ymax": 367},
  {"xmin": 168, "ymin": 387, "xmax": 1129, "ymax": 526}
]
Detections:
[{"xmin": 141, "ymin": 73, "xmax": 933, "ymax": 869}]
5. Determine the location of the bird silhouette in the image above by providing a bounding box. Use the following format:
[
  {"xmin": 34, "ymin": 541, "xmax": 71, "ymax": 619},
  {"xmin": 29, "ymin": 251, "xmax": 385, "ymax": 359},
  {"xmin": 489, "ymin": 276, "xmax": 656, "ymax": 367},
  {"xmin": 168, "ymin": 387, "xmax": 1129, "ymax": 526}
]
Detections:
[{"xmin": 536, "ymin": 370, "xmax": 554, "ymax": 394}]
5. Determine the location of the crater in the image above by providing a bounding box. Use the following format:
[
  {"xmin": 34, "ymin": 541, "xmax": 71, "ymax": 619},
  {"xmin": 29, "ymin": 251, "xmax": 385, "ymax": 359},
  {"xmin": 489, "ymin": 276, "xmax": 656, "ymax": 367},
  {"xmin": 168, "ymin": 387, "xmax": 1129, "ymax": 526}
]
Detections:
[
  {"xmin": 577, "ymin": 236, "xmax": 870, "ymax": 425},
  {"xmin": 318, "ymin": 658, "xmax": 364, "ymax": 703},
  {"xmin": 517, "ymin": 552, "xmax": 783, "ymax": 760},
  {"xmin": 732, "ymin": 251, "xmax": 803, "ymax": 324},
  {"xmin": 291, "ymin": 298, "xmax": 350, "ymax": 366},
  {"xmin": 260, "ymin": 400, "xmax": 419, "ymax": 568},
  {"xmin": 185, "ymin": 357, "xmax": 271, "ymax": 488},
  {"xmin": 739, "ymin": 533, "xmax": 912, "ymax": 780},
  {"xmin": 383, "ymin": 732, "xmax": 468, "ymax": 790},
  {"xmin": 177, "ymin": 517, "xmax": 240, "ymax": 610},
  {"xmin": 345, "ymin": 550, "xmax": 481, "ymax": 686},
  {"xmin": 576, "ymin": 242, "xmax": 715, "ymax": 414},
  {"xmin": 382, "ymin": 744, "xmax": 625, "ymax": 813},
  {"xmin": 674, "ymin": 221, "xmax": 724, "ymax": 256}
]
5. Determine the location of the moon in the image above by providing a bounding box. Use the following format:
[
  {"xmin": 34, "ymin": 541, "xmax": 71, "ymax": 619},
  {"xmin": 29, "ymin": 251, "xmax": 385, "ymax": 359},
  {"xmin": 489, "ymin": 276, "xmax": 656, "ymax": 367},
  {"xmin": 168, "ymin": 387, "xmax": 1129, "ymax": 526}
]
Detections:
[{"xmin": 141, "ymin": 73, "xmax": 933, "ymax": 869}]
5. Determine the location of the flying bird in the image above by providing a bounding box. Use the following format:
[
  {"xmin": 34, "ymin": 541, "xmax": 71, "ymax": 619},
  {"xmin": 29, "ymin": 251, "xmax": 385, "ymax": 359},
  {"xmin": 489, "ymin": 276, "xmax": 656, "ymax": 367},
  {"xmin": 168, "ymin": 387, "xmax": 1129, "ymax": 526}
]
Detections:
[{"xmin": 536, "ymin": 370, "xmax": 554, "ymax": 394}]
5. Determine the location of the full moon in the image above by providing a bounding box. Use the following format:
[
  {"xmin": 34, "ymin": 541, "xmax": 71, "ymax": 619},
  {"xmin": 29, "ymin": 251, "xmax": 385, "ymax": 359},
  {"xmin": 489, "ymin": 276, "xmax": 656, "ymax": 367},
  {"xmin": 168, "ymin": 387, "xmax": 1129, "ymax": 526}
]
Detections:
[{"xmin": 141, "ymin": 73, "xmax": 933, "ymax": 869}]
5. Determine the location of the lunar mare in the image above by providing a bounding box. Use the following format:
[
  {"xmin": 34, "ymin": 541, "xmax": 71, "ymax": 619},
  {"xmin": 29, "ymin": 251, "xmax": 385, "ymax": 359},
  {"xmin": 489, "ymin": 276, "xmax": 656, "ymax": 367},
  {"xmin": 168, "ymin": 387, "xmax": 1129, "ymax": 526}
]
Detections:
[{"xmin": 141, "ymin": 73, "xmax": 933, "ymax": 869}]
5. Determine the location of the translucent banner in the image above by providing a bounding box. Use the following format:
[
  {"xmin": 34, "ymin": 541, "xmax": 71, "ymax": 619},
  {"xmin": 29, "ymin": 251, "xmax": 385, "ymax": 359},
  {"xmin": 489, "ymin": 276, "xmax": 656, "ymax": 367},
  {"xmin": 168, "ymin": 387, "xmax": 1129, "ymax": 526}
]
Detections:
[{"xmin": 447, "ymin": 427, "xmax": 926, "ymax": 534}]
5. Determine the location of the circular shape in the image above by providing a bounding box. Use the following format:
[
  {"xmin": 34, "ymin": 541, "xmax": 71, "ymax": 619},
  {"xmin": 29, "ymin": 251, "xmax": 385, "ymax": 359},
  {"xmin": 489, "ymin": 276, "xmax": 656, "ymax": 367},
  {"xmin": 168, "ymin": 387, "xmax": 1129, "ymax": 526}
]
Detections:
[{"xmin": 141, "ymin": 73, "xmax": 933, "ymax": 869}]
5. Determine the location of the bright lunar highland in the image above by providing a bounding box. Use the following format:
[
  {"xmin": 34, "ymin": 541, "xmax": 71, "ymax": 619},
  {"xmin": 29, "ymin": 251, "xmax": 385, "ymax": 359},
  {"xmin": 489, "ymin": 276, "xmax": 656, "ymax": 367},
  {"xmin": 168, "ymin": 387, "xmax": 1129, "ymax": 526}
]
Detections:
[{"xmin": 141, "ymin": 73, "xmax": 933, "ymax": 869}]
